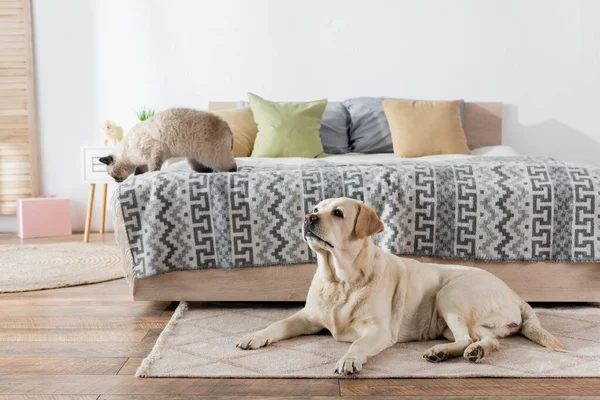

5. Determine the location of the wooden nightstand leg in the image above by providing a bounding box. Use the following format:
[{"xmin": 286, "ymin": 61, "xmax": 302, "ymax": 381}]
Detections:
[
  {"xmin": 99, "ymin": 183, "xmax": 108, "ymax": 234},
  {"xmin": 84, "ymin": 183, "xmax": 96, "ymax": 243}
]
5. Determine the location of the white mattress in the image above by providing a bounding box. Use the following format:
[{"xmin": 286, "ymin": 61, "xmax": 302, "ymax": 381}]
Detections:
[{"xmin": 165, "ymin": 146, "xmax": 520, "ymax": 171}]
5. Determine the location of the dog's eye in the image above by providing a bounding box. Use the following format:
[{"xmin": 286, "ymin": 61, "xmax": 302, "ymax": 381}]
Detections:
[
  {"xmin": 333, "ymin": 209, "xmax": 343, "ymax": 218},
  {"xmin": 313, "ymin": 208, "xmax": 318, "ymax": 213}
]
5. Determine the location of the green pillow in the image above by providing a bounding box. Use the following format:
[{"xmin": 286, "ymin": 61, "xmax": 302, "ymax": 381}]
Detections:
[{"xmin": 248, "ymin": 93, "xmax": 327, "ymax": 158}]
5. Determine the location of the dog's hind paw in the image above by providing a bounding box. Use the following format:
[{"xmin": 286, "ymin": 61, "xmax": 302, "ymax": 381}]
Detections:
[
  {"xmin": 464, "ymin": 344, "xmax": 485, "ymax": 363},
  {"xmin": 423, "ymin": 346, "xmax": 450, "ymax": 363}
]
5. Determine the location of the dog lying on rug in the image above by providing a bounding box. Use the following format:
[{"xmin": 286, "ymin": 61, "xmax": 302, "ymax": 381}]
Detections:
[
  {"xmin": 237, "ymin": 197, "xmax": 567, "ymax": 375},
  {"xmin": 99, "ymin": 108, "xmax": 237, "ymax": 182}
]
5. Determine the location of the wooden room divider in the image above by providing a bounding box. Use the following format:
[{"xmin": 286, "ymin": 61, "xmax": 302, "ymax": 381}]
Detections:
[{"xmin": 0, "ymin": 0, "xmax": 38, "ymax": 215}]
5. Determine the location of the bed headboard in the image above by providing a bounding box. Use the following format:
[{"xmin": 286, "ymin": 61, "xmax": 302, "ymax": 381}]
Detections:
[{"xmin": 208, "ymin": 101, "xmax": 503, "ymax": 150}]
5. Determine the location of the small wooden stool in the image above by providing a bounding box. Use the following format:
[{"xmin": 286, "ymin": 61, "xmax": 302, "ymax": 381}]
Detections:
[{"xmin": 82, "ymin": 146, "xmax": 114, "ymax": 243}]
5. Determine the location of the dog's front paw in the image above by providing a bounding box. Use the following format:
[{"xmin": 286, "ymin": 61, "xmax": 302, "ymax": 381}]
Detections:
[
  {"xmin": 335, "ymin": 356, "xmax": 363, "ymax": 375},
  {"xmin": 236, "ymin": 331, "xmax": 272, "ymax": 350}
]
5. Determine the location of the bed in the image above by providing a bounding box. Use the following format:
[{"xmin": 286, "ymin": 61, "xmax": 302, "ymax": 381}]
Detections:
[{"xmin": 113, "ymin": 102, "xmax": 600, "ymax": 302}]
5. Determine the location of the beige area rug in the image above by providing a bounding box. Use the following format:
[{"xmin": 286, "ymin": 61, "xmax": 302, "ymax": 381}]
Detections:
[
  {"xmin": 0, "ymin": 241, "xmax": 123, "ymax": 293},
  {"xmin": 137, "ymin": 302, "xmax": 600, "ymax": 378}
]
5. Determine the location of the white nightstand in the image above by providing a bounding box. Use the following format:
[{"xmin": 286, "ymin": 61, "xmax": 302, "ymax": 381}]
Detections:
[{"xmin": 81, "ymin": 146, "xmax": 114, "ymax": 242}]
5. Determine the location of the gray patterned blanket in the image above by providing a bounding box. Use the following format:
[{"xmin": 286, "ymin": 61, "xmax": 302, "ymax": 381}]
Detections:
[{"xmin": 113, "ymin": 157, "xmax": 600, "ymax": 280}]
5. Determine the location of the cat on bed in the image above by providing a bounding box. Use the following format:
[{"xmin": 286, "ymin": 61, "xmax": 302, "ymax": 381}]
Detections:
[{"xmin": 99, "ymin": 108, "xmax": 237, "ymax": 182}]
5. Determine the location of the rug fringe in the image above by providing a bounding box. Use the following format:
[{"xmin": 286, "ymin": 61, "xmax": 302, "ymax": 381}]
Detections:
[
  {"xmin": 136, "ymin": 301, "xmax": 188, "ymax": 377},
  {"xmin": 111, "ymin": 189, "xmax": 136, "ymax": 294}
]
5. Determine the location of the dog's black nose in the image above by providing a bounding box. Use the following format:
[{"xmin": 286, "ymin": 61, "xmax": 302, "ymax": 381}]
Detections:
[{"xmin": 305, "ymin": 214, "xmax": 318, "ymax": 224}]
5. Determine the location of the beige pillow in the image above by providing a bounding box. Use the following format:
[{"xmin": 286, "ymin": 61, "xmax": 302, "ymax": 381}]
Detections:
[
  {"xmin": 382, "ymin": 100, "xmax": 469, "ymax": 158},
  {"xmin": 212, "ymin": 107, "xmax": 258, "ymax": 157}
]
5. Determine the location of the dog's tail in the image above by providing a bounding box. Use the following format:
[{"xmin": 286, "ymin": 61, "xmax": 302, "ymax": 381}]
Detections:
[{"xmin": 519, "ymin": 301, "xmax": 567, "ymax": 352}]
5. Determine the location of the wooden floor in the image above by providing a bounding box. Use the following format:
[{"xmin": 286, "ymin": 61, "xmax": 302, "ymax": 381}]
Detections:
[{"xmin": 1, "ymin": 234, "xmax": 599, "ymax": 398}]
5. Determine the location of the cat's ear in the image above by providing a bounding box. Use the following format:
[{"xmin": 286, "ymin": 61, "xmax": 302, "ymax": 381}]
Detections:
[
  {"xmin": 134, "ymin": 165, "xmax": 148, "ymax": 175},
  {"xmin": 99, "ymin": 155, "xmax": 113, "ymax": 165}
]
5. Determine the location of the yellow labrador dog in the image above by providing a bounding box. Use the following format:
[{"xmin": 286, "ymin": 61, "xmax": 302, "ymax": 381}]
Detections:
[{"xmin": 237, "ymin": 197, "xmax": 566, "ymax": 375}]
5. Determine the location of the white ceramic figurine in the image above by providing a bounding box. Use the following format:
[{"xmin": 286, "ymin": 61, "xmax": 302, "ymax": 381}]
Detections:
[{"xmin": 102, "ymin": 120, "xmax": 124, "ymax": 146}]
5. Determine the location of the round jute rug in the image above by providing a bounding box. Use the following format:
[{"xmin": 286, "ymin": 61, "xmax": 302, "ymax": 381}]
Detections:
[{"xmin": 0, "ymin": 241, "xmax": 124, "ymax": 293}]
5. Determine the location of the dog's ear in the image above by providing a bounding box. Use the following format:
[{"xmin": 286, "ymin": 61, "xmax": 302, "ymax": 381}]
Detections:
[
  {"xmin": 99, "ymin": 155, "xmax": 113, "ymax": 165},
  {"xmin": 355, "ymin": 203, "xmax": 384, "ymax": 239}
]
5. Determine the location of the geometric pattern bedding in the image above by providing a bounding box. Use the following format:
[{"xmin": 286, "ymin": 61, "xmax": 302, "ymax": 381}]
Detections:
[{"xmin": 114, "ymin": 157, "xmax": 600, "ymax": 280}]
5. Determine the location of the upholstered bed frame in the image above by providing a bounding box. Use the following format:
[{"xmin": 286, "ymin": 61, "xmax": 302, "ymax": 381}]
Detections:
[{"xmin": 131, "ymin": 102, "xmax": 600, "ymax": 302}]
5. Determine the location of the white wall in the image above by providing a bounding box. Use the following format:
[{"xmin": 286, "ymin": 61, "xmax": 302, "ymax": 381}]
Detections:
[{"xmin": 2, "ymin": 0, "xmax": 599, "ymax": 232}]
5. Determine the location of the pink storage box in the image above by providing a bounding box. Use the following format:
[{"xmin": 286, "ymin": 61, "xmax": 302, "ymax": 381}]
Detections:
[{"xmin": 17, "ymin": 196, "xmax": 72, "ymax": 239}]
